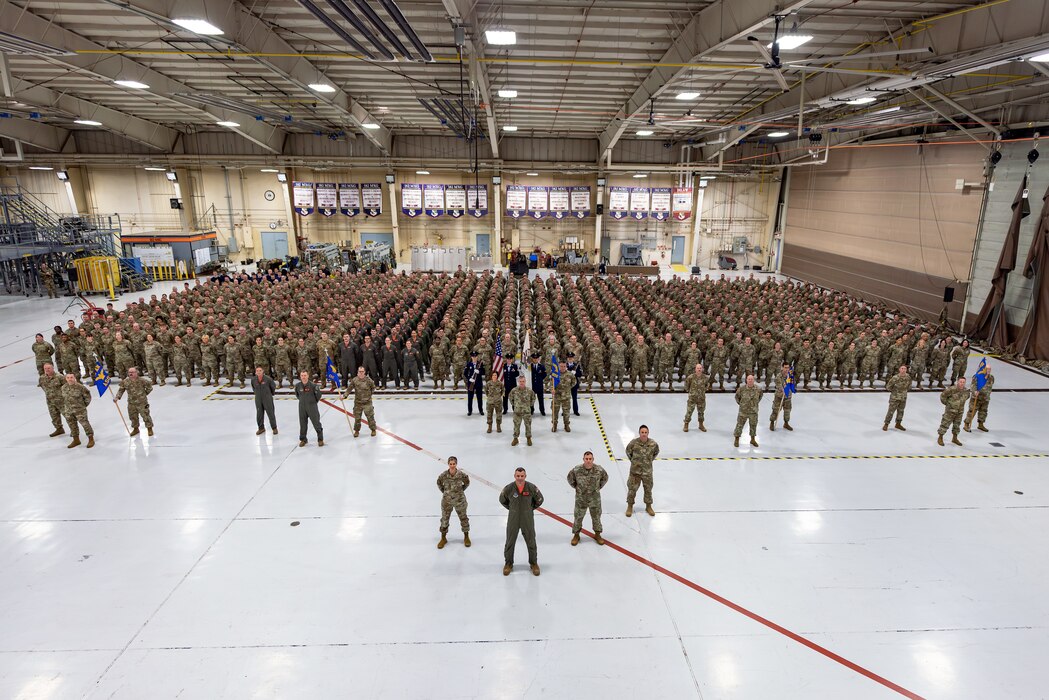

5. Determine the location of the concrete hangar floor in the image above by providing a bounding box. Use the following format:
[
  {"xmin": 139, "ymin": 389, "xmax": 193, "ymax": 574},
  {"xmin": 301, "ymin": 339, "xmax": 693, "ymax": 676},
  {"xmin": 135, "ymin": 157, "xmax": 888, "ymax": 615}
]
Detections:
[{"xmin": 1, "ymin": 270, "xmax": 1047, "ymax": 700}]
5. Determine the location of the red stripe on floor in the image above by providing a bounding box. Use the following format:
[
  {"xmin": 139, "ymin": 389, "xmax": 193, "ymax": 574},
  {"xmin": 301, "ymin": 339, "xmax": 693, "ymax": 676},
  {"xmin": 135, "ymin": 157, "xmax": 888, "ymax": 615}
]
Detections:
[
  {"xmin": 0, "ymin": 356, "xmax": 31, "ymax": 371},
  {"xmin": 318, "ymin": 400, "xmax": 927, "ymax": 699}
]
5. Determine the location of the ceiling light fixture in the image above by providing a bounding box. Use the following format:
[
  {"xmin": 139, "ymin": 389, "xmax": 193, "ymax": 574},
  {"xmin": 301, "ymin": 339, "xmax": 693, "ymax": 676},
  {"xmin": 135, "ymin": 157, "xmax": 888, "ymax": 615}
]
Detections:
[
  {"xmin": 144, "ymin": 167, "xmax": 168, "ymax": 171},
  {"xmin": 871, "ymin": 106, "xmax": 901, "ymax": 114},
  {"xmin": 767, "ymin": 131, "xmax": 790, "ymax": 137},
  {"xmin": 526, "ymin": 171, "xmax": 539, "ymax": 176},
  {"xmin": 309, "ymin": 83, "xmax": 336, "ymax": 93},
  {"xmin": 636, "ymin": 129, "xmax": 654, "ymax": 136},
  {"xmin": 633, "ymin": 173, "xmax": 648, "ymax": 178},
  {"xmin": 485, "ymin": 29, "xmax": 516, "ymax": 45},
  {"xmin": 172, "ymin": 18, "xmax": 223, "ymax": 35},
  {"xmin": 29, "ymin": 166, "xmax": 53, "ymax": 171},
  {"xmin": 416, "ymin": 170, "xmax": 430, "ymax": 175},
  {"xmin": 675, "ymin": 92, "xmax": 700, "ymax": 100},
  {"xmin": 1029, "ymin": 52, "xmax": 1049, "ymax": 62},
  {"xmin": 260, "ymin": 168, "xmax": 280, "ymax": 173},
  {"xmin": 361, "ymin": 122, "xmax": 381, "ymax": 129},
  {"xmin": 114, "ymin": 80, "xmax": 149, "ymax": 89},
  {"xmin": 503, "ymin": 125, "xmax": 518, "ymax": 132},
  {"xmin": 216, "ymin": 121, "xmax": 240, "ymax": 128},
  {"xmin": 497, "ymin": 89, "xmax": 518, "ymax": 98},
  {"xmin": 846, "ymin": 96, "xmax": 878, "ymax": 105},
  {"xmin": 769, "ymin": 23, "xmax": 812, "ymax": 51},
  {"xmin": 74, "ymin": 119, "xmax": 102, "ymax": 126},
  {"xmin": 700, "ymin": 176, "xmax": 717, "ymax": 181}
]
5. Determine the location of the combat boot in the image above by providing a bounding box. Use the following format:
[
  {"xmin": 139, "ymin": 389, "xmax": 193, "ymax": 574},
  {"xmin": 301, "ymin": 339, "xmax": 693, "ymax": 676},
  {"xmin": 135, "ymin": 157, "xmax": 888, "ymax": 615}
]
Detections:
[
  {"xmin": 565, "ymin": 425, "xmax": 571, "ymax": 433},
  {"xmin": 511, "ymin": 437, "xmax": 519, "ymax": 446},
  {"xmin": 963, "ymin": 422, "xmax": 972, "ymax": 433},
  {"xmin": 571, "ymin": 533, "xmax": 580, "ymax": 546},
  {"xmin": 784, "ymin": 422, "xmax": 793, "ymax": 431},
  {"xmin": 937, "ymin": 435, "xmax": 944, "ymax": 446},
  {"xmin": 370, "ymin": 429, "xmax": 377, "ymax": 437},
  {"xmin": 531, "ymin": 564, "xmax": 541, "ymax": 576},
  {"xmin": 240, "ymin": 380, "xmax": 245, "ymax": 388},
  {"xmin": 625, "ymin": 503, "xmax": 634, "ymax": 517},
  {"xmin": 496, "ymin": 424, "xmax": 502, "ymax": 433},
  {"xmin": 882, "ymin": 423, "xmax": 889, "ymax": 431},
  {"xmin": 503, "ymin": 564, "xmax": 512, "ymax": 576},
  {"xmin": 256, "ymin": 428, "xmax": 266, "ymax": 435},
  {"xmin": 318, "ymin": 439, "xmax": 324, "ymax": 446},
  {"xmin": 49, "ymin": 428, "xmax": 64, "ymax": 437},
  {"xmin": 299, "ymin": 440, "xmax": 307, "ymax": 447},
  {"xmin": 645, "ymin": 504, "xmax": 655, "ymax": 516},
  {"xmin": 353, "ymin": 430, "xmax": 360, "ymax": 438},
  {"xmin": 176, "ymin": 380, "xmax": 183, "ymax": 386},
  {"xmin": 895, "ymin": 423, "xmax": 906, "ymax": 431},
  {"xmin": 464, "ymin": 534, "xmax": 471, "ymax": 547},
  {"xmin": 951, "ymin": 435, "xmax": 963, "ymax": 446},
  {"xmin": 526, "ymin": 437, "xmax": 532, "ymax": 446},
  {"xmin": 978, "ymin": 423, "xmax": 988, "ymax": 432},
  {"xmin": 272, "ymin": 428, "xmax": 278, "ymax": 434},
  {"xmin": 129, "ymin": 427, "xmax": 140, "ymax": 437},
  {"xmin": 437, "ymin": 534, "xmax": 447, "ymax": 549},
  {"xmin": 86, "ymin": 436, "xmax": 94, "ymax": 448},
  {"xmin": 487, "ymin": 424, "xmax": 492, "ymax": 434},
  {"xmin": 769, "ymin": 421, "xmax": 776, "ymax": 432},
  {"xmin": 683, "ymin": 422, "xmax": 689, "ymax": 433},
  {"xmin": 67, "ymin": 436, "xmax": 81, "ymax": 449},
  {"xmin": 734, "ymin": 437, "xmax": 739, "ymax": 447},
  {"xmin": 750, "ymin": 437, "xmax": 759, "ymax": 447},
  {"xmin": 699, "ymin": 422, "xmax": 707, "ymax": 432},
  {"xmin": 594, "ymin": 534, "xmax": 605, "ymax": 545},
  {"xmin": 147, "ymin": 427, "xmax": 154, "ymax": 437},
  {"xmin": 552, "ymin": 425, "xmax": 557, "ymax": 432}
]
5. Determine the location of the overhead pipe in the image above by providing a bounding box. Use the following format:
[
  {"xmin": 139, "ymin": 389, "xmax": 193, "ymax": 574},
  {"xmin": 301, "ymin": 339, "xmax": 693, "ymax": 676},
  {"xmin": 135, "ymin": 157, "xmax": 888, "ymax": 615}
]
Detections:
[
  {"xmin": 376, "ymin": 0, "xmax": 434, "ymax": 62},
  {"xmin": 325, "ymin": 0, "xmax": 396, "ymax": 61},
  {"xmin": 347, "ymin": 0, "xmax": 414, "ymax": 60},
  {"xmin": 297, "ymin": 0, "xmax": 376, "ymax": 60}
]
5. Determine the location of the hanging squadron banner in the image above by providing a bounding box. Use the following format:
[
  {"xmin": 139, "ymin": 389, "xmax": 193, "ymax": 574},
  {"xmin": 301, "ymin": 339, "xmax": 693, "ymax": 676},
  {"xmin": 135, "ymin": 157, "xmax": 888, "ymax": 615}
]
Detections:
[
  {"xmin": 316, "ymin": 182, "xmax": 337, "ymax": 217},
  {"xmin": 506, "ymin": 185, "xmax": 527, "ymax": 218},
  {"xmin": 423, "ymin": 184, "xmax": 445, "ymax": 218},
  {"xmin": 293, "ymin": 181, "xmax": 314, "ymax": 216},
  {"xmin": 338, "ymin": 183, "xmax": 360, "ymax": 217},
  {"xmin": 608, "ymin": 186, "xmax": 630, "ymax": 220},
  {"xmin": 629, "ymin": 187, "xmax": 650, "ymax": 220},
  {"xmin": 401, "ymin": 183, "xmax": 423, "ymax": 217},
  {"xmin": 650, "ymin": 187, "xmax": 671, "ymax": 221},
  {"xmin": 672, "ymin": 187, "xmax": 693, "ymax": 221},
  {"xmin": 549, "ymin": 186, "xmax": 570, "ymax": 220},
  {"xmin": 445, "ymin": 184, "xmax": 466, "ymax": 218},
  {"xmin": 361, "ymin": 183, "xmax": 383, "ymax": 217},
  {"xmin": 569, "ymin": 186, "xmax": 590, "ymax": 218},
  {"xmin": 527, "ymin": 186, "xmax": 548, "ymax": 219},
  {"xmin": 466, "ymin": 184, "xmax": 488, "ymax": 217}
]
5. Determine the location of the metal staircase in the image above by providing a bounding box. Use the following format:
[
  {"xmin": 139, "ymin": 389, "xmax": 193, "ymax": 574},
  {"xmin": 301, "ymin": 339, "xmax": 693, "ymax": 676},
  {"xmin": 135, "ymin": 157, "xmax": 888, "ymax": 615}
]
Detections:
[{"xmin": 0, "ymin": 182, "xmax": 152, "ymax": 293}]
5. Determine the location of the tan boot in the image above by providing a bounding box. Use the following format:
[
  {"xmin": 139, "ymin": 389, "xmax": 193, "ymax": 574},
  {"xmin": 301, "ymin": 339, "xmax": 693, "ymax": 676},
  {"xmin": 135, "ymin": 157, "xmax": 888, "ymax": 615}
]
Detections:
[
  {"xmin": 937, "ymin": 435, "xmax": 944, "ymax": 446},
  {"xmin": 353, "ymin": 430, "xmax": 360, "ymax": 438},
  {"xmin": 769, "ymin": 421, "xmax": 776, "ymax": 432},
  {"xmin": 531, "ymin": 564, "xmax": 541, "ymax": 576},
  {"xmin": 256, "ymin": 428, "xmax": 266, "ymax": 435},
  {"xmin": 594, "ymin": 534, "xmax": 605, "ymax": 545},
  {"xmin": 750, "ymin": 437, "xmax": 759, "ymax": 447},
  {"xmin": 511, "ymin": 437, "xmax": 519, "ymax": 446},
  {"xmin": 625, "ymin": 504, "xmax": 633, "ymax": 517},
  {"xmin": 882, "ymin": 423, "xmax": 889, "ymax": 431},
  {"xmin": 437, "ymin": 534, "xmax": 447, "ymax": 549},
  {"xmin": 895, "ymin": 423, "xmax": 905, "ymax": 431},
  {"xmin": 49, "ymin": 428, "xmax": 65, "ymax": 437},
  {"xmin": 963, "ymin": 423, "xmax": 971, "ymax": 433},
  {"xmin": 86, "ymin": 436, "xmax": 94, "ymax": 448},
  {"xmin": 699, "ymin": 422, "xmax": 706, "ymax": 432},
  {"xmin": 951, "ymin": 436, "xmax": 963, "ymax": 446},
  {"xmin": 784, "ymin": 422, "xmax": 793, "ymax": 431},
  {"xmin": 527, "ymin": 437, "xmax": 532, "ymax": 446},
  {"xmin": 683, "ymin": 422, "xmax": 689, "ymax": 433},
  {"xmin": 503, "ymin": 564, "xmax": 512, "ymax": 576},
  {"xmin": 464, "ymin": 534, "xmax": 471, "ymax": 547},
  {"xmin": 147, "ymin": 427, "xmax": 154, "ymax": 436},
  {"xmin": 318, "ymin": 439, "xmax": 324, "ymax": 447},
  {"xmin": 371, "ymin": 429, "xmax": 377, "ymax": 437},
  {"xmin": 497, "ymin": 424, "xmax": 502, "ymax": 433},
  {"xmin": 734, "ymin": 437, "xmax": 739, "ymax": 447},
  {"xmin": 645, "ymin": 504, "xmax": 655, "ymax": 516},
  {"xmin": 978, "ymin": 423, "xmax": 988, "ymax": 432},
  {"xmin": 571, "ymin": 533, "xmax": 580, "ymax": 546},
  {"xmin": 487, "ymin": 424, "xmax": 492, "ymax": 434},
  {"xmin": 299, "ymin": 440, "xmax": 307, "ymax": 447},
  {"xmin": 67, "ymin": 437, "xmax": 81, "ymax": 449},
  {"xmin": 129, "ymin": 427, "xmax": 140, "ymax": 437},
  {"xmin": 272, "ymin": 428, "xmax": 278, "ymax": 434},
  {"xmin": 552, "ymin": 425, "xmax": 557, "ymax": 432},
  {"xmin": 565, "ymin": 425, "xmax": 571, "ymax": 433}
]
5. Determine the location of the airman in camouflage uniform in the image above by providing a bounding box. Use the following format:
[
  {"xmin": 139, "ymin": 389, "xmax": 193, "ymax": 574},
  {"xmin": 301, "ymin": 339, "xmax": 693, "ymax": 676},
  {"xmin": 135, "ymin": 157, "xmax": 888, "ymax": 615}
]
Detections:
[
  {"xmin": 450, "ymin": 337, "xmax": 469, "ymax": 390},
  {"xmin": 839, "ymin": 342, "xmax": 858, "ymax": 387},
  {"xmin": 61, "ymin": 372, "xmax": 94, "ymax": 448},
  {"xmin": 436, "ymin": 456, "xmax": 471, "ymax": 549},
  {"xmin": 817, "ymin": 341, "xmax": 837, "ymax": 388},
  {"xmin": 200, "ymin": 335, "xmax": 220, "ymax": 386},
  {"xmin": 609, "ymin": 334, "xmax": 627, "ymax": 390},
  {"xmin": 654, "ymin": 332, "xmax": 677, "ymax": 390},
  {"xmin": 735, "ymin": 336, "xmax": 757, "ymax": 386},
  {"xmin": 347, "ymin": 366, "xmax": 377, "ymax": 437},
  {"xmin": 32, "ymin": 333, "xmax": 55, "ymax": 375},
  {"xmin": 625, "ymin": 425, "xmax": 659, "ymax": 516},
  {"xmin": 929, "ymin": 339, "xmax": 949, "ymax": 388},
  {"xmin": 485, "ymin": 371, "xmax": 504, "ymax": 433},
  {"xmin": 429, "ymin": 341, "xmax": 449, "ymax": 389},
  {"xmin": 546, "ymin": 361, "xmax": 576, "ymax": 432},
  {"xmin": 795, "ymin": 340, "xmax": 815, "ymax": 389},
  {"xmin": 508, "ymin": 376, "xmax": 535, "ymax": 446},
  {"xmin": 172, "ymin": 335, "xmax": 191, "ymax": 386},
  {"xmin": 937, "ymin": 378, "xmax": 968, "ymax": 446},
  {"xmin": 116, "ymin": 366, "xmax": 154, "ymax": 436},
  {"xmin": 859, "ymin": 339, "xmax": 880, "ymax": 387},
  {"xmin": 708, "ymin": 337, "xmax": 729, "ymax": 390},
  {"xmin": 909, "ymin": 339, "xmax": 929, "ymax": 383},
  {"xmin": 883, "ymin": 364, "xmax": 912, "ymax": 431},
  {"xmin": 770, "ymin": 364, "xmax": 793, "ymax": 432},
  {"xmin": 950, "ymin": 340, "xmax": 970, "ymax": 383},
  {"xmin": 144, "ymin": 335, "xmax": 165, "ymax": 385},
  {"xmin": 567, "ymin": 451, "xmax": 608, "ymax": 545},
  {"xmin": 733, "ymin": 374, "xmax": 763, "ymax": 447},
  {"xmin": 273, "ymin": 337, "xmax": 293, "ymax": 387},
  {"xmin": 630, "ymin": 336, "xmax": 649, "ymax": 390},
  {"xmin": 682, "ymin": 363, "xmax": 711, "ymax": 432},
  {"xmin": 587, "ymin": 333, "xmax": 606, "ymax": 390},
  {"xmin": 38, "ymin": 363, "xmax": 66, "ymax": 437},
  {"xmin": 963, "ymin": 365, "xmax": 994, "ymax": 432}
]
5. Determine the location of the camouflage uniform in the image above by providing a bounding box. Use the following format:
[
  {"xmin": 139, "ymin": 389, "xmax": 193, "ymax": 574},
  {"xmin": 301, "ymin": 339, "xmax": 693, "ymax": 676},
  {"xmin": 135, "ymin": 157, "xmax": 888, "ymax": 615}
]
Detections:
[
  {"xmin": 450, "ymin": 344, "xmax": 469, "ymax": 390},
  {"xmin": 682, "ymin": 371, "xmax": 711, "ymax": 430},
  {"xmin": 883, "ymin": 372, "xmax": 912, "ymax": 429},
  {"xmin": 172, "ymin": 343, "xmax": 191, "ymax": 386},
  {"xmin": 60, "ymin": 381, "xmax": 93, "ymax": 440},
  {"xmin": 733, "ymin": 383, "xmax": 763, "ymax": 442},
  {"xmin": 654, "ymin": 339, "xmax": 676, "ymax": 389},
  {"xmin": 437, "ymin": 469, "xmax": 470, "ymax": 535},
  {"xmin": 937, "ymin": 385, "xmax": 969, "ymax": 442},
  {"xmin": 200, "ymin": 340, "xmax": 220, "ymax": 385},
  {"xmin": 273, "ymin": 342, "xmax": 293, "ymax": 386},
  {"xmin": 708, "ymin": 343, "xmax": 729, "ymax": 388},
  {"xmin": 629, "ymin": 342, "xmax": 648, "ymax": 389},
  {"xmin": 429, "ymin": 344, "xmax": 449, "ymax": 387},
  {"xmin": 950, "ymin": 345, "xmax": 970, "ymax": 383},
  {"xmin": 116, "ymin": 375, "xmax": 154, "ymax": 433},
  {"xmin": 587, "ymin": 343, "xmax": 605, "ymax": 389},
  {"xmin": 859, "ymin": 344, "xmax": 880, "ymax": 387},
  {"xmin": 795, "ymin": 345, "xmax": 815, "ymax": 388},
  {"xmin": 929, "ymin": 345, "xmax": 949, "ymax": 387},
  {"xmin": 964, "ymin": 373, "xmax": 994, "ymax": 430},
  {"xmin": 144, "ymin": 340, "xmax": 165, "ymax": 385},
  {"xmin": 485, "ymin": 381, "xmax": 504, "ymax": 431},
  {"xmin": 770, "ymin": 373, "xmax": 792, "ymax": 429},
  {"xmin": 625, "ymin": 436, "xmax": 660, "ymax": 507},
  {"xmin": 508, "ymin": 385, "xmax": 536, "ymax": 444},
  {"xmin": 567, "ymin": 462, "xmax": 608, "ymax": 535},
  {"xmin": 735, "ymin": 342, "xmax": 757, "ymax": 385},
  {"xmin": 32, "ymin": 340, "xmax": 55, "ymax": 375},
  {"xmin": 546, "ymin": 371, "xmax": 576, "ymax": 431},
  {"xmin": 609, "ymin": 341, "xmax": 627, "ymax": 389},
  {"xmin": 38, "ymin": 372, "xmax": 66, "ymax": 433},
  {"xmin": 348, "ymin": 375, "xmax": 377, "ymax": 436}
]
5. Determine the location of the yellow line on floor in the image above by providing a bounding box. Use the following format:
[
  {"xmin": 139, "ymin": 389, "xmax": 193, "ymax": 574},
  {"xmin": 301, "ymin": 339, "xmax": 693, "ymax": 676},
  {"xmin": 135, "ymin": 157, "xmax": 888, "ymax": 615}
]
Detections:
[{"xmin": 588, "ymin": 397, "xmax": 618, "ymax": 462}]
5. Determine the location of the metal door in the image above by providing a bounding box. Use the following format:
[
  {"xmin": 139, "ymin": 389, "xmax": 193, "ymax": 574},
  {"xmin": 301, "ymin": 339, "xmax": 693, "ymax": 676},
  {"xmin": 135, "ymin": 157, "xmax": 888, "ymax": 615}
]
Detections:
[
  {"xmin": 671, "ymin": 235, "xmax": 686, "ymax": 265},
  {"xmin": 262, "ymin": 231, "xmax": 289, "ymax": 259},
  {"xmin": 475, "ymin": 233, "xmax": 491, "ymax": 256},
  {"xmin": 601, "ymin": 236, "xmax": 611, "ymax": 262}
]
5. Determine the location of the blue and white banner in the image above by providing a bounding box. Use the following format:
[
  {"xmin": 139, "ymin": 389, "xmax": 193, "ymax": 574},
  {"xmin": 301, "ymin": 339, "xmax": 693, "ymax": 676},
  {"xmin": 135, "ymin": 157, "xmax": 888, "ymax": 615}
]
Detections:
[
  {"xmin": 445, "ymin": 184, "xmax": 466, "ymax": 218},
  {"xmin": 608, "ymin": 186, "xmax": 630, "ymax": 220},
  {"xmin": 317, "ymin": 182, "xmax": 337, "ymax": 217},
  {"xmin": 650, "ymin": 187, "xmax": 671, "ymax": 221},
  {"xmin": 549, "ymin": 186, "xmax": 569, "ymax": 220},
  {"xmin": 423, "ymin": 184, "xmax": 445, "ymax": 218},
  {"xmin": 338, "ymin": 183, "xmax": 360, "ymax": 217},
  {"xmin": 361, "ymin": 183, "xmax": 382, "ymax": 217},
  {"xmin": 293, "ymin": 181, "xmax": 314, "ymax": 216},
  {"xmin": 506, "ymin": 185, "xmax": 527, "ymax": 219},
  {"xmin": 527, "ymin": 186, "xmax": 548, "ymax": 219},
  {"xmin": 466, "ymin": 184, "xmax": 488, "ymax": 217},
  {"xmin": 672, "ymin": 187, "xmax": 693, "ymax": 221},
  {"xmin": 569, "ymin": 186, "xmax": 590, "ymax": 218},
  {"xmin": 630, "ymin": 187, "xmax": 650, "ymax": 220},
  {"xmin": 401, "ymin": 183, "xmax": 422, "ymax": 217}
]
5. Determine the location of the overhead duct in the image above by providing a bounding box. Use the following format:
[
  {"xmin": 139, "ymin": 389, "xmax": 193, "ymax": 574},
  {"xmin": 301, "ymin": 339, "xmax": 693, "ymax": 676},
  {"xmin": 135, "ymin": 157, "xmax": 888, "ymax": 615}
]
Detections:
[
  {"xmin": 346, "ymin": 0, "xmax": 416, "ymax": 60},
  {"xmin": 325, "ymin": 0, "xmax": 395, "ymax": 61},
  {"xmin": 376, "ymin": 0, "xmax": 434, "ymax": 62},
  {"xmin": 0, "ymin": 31, "xmax": 72, "ymax": 56},
  {"xmin": 297, "ymin": 0, "xmax": 376, "ymax": 60}
]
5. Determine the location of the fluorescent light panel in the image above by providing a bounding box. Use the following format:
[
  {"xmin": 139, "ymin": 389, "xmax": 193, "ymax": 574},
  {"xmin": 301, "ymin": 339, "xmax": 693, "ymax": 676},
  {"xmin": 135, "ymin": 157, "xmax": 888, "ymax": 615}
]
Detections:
[
  {"xmin": 485, "ymin": 29, "xmax": 516, "ymax": 45},
  {"xmin": 633, "ymin": 173, "xmax": 648, "ymax": 178},
  {"xmin": 361, "ymin": 123, "xmax": 381, "ymax": 129},
  {"xmin": 1029, "ymin": 52, "xmax": 1049, "ymax": 62},
  {"xmin": 172, "ymin": 18, "xmax": 223, "ymax": 35},
  {"xmin": 144, "ymin": 167, "xmax": 168, "ymax": 171},
  {"xmin": 846, "ymin": 96, "xmax": 877, "ymax": 105},
  {"xmin": 675, "ymin": 92, "xmax": 700, "ymax": 100},
  {"xmin": 769, "ymin": 34, "xmax": 813, "ymax": 51},
  {"xmin": 502, "ymin": 125, "xmax": 518, "ymax": 132},
  {"xmin": 74, "ymin": 119, "xmax": 101, "ymax": 126},
  {"xmin": 29, "ymin": 166, "xmax": 53, "ymax": 170},
  {"xmin": 767, "ymin": 131, "xmax": 790, "ymax": 137},
  {"xmin": 526, "ymin": 172, "xmax": 538, "ymax": 176},
  {"xmin": 636, "ymin": 129, "xmax": 654, "ymax": 136},
  {"xmin": 497, "ymin": 89, "xmax": 518, "ymax": 98},
  {"xmin": 216, "ymin": 121, "xmax": 239, "ymax": 127},
  {"xmin": 114, "ymin": 80, "xmax": 149, "ymax": 89},
  {"xmin": 416, "ymin": 170, "xmax": 430, "ymax": 175},
  {"xmin": 309, "ymin": 83, "xmax": 336, "ymax": 93}
]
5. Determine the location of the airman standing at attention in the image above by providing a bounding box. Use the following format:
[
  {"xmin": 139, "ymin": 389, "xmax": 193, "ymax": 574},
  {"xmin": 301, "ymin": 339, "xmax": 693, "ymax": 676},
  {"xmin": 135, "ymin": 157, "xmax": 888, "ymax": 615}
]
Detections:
[
  {"xmin": 937, "ymin": 377, "xmax": 968, "ymax": 447},
  {"xmin": 437, "ymin": 456, "xmax": 471, "ymax": 549},
  {"xmin": 964, "ymin": 363, "xmax": 994, "ymax": 433},
  {"xmin": 61, "ymin": 372, "xmax": 94, "ymax": 449},
  {"xmin": 733, "ymin": 374, "xmax": 763, "ymax": 447},
  {"xmin": 32, "ymin": 333, "xmax": 55, "ymax": 376},
  {"xmin": 682, "ymin": 363, "xmax": 710, "ymax": 432},
  {"xmin": 347, "ymin": 366, "xmax": 377, "ymax": 438},
  {"xmin": 485, "ymin": 371, "xmax": 504, "ymax": 433},
  {"xmin": 499, "ymin": 467, "xmax": 544, "ymax": 576},
  {"xmin": 625, "ymin": 425, "xmax": 660, "ymax": 517},
  {"xmin": 38, "ymin": 362, "xmax": 66, "ymax": 437},
  {"xmin": 116, "ymin": 367, "xmax": 154, "ymax": 437},
  {"xmin": 508, "ymin": 376, "xmax": 535, "ymax": 447},
  {"xmin": 883, "ymin": 364, "xmax": 912, "ymax": 431},
  {"xmin": 769, "ymin": 364, "xmax": 794, "ymax": 432},
  {"xmin": 567, "ymin": 451, "xmax": 608, "ymax": 546},
  {"xmin": 546, "ymin": 361, "xmax": 576, "ymax": 432}
]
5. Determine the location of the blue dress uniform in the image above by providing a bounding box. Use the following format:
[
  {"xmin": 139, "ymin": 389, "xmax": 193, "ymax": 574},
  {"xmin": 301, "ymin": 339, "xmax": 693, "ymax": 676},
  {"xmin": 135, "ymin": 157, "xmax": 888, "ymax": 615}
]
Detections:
[
  {"xmin": 464, "ymin": 352, "xmax": 485, "ymax": 415},
  {"xmin": 502, "ymin": 359, "xmax": 520, "ymax": 414},
  {"xmin": 529, "ymin": 354, "xmax": 547, "ymax": 416},
  {"xmin": 566, "ymin": 354, "xmax": 584, "ymax": 416}
]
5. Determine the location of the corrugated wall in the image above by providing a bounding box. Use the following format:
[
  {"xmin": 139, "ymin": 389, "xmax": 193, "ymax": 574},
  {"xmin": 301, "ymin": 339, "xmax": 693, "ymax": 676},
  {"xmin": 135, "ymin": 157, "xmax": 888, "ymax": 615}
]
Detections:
[{"xmin": 782, "ymin": 143, "xmax": 985, "ymax": 322}]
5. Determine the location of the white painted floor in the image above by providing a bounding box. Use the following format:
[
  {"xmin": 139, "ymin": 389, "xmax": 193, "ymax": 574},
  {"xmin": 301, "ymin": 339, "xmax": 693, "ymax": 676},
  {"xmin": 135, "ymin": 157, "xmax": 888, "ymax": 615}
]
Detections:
[{"xmin": 2, "ymin": 285, "xmax": 1048, "ymax": 700}]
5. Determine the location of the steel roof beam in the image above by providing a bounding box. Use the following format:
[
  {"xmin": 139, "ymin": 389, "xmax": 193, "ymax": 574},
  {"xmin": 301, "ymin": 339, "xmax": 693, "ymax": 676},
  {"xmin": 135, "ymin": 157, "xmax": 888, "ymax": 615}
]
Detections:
[{"xmin": 0, "ymin": 118, "xmax": 69, "ymax": 151}]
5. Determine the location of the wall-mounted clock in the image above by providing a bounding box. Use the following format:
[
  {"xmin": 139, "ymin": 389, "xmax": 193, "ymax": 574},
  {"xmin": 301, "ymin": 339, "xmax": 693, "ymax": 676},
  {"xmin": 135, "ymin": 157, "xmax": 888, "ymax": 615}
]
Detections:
[
  {"xmin": 269, "ymin": 221, "xmax": 278, "ymax": 230},
  {"xmin": 264, "ymin": 189, "xmax": 276, "ymax": 201}
]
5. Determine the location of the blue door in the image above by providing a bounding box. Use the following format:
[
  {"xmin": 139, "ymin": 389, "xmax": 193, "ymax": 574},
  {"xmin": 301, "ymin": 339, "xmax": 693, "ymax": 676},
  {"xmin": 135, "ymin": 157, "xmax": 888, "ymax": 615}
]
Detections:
[
  {"xmin": 475, "ymin": 233, "xmax": 491, "ymax": 256},
  {"xmin": 262, "ymin": 231, "xmax": 289, "ymax": 259},
  {"xmin": 671, "ymin": 235, "xmax": 686, "ymax": 265}
]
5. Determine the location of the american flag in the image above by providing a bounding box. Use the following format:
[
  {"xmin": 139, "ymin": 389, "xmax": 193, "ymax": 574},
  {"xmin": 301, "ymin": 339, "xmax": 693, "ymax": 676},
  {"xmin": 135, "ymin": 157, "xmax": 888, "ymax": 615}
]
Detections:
[{"xmin": 493, "ymin": 334, "xmax": 505, "ymax": 381}]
